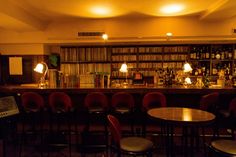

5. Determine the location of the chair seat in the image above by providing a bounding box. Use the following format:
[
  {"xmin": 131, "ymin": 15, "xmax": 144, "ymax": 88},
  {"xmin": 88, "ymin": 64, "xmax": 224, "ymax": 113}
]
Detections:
[
  {"xmin": 211, "ymin": 139, "xmax": 236, "ymax": 155},
  {"xmin": 89, "ymin": 107, "xmax": 104, "ymax": 113},
  {"xmin": 115, "ymin": 107, "xmax": 130, "ymax": 114},
  {"xmin": 120, "ymin": 137, "xmax": 153, "ymax": 152}
]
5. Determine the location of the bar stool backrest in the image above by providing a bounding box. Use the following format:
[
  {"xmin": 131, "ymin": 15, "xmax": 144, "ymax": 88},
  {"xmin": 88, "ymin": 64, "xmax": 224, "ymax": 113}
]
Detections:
[
  {"xmin": 142, "ymin": 92, "xmax": 166, "ymax": 111},
  {"xmin": 84, "ymin": 92, "xmax": 108, "ymax": 111},
  {"xmin": 49, "ymin": 92, "xmax": 72, "ymax": 113},
  {"xmin": 200, "ymin": 92, "xmax": 219, "ymax": 113},
  {"xmin": 21, "ymin": 92, "xmax": 44, "ymax": 112}
]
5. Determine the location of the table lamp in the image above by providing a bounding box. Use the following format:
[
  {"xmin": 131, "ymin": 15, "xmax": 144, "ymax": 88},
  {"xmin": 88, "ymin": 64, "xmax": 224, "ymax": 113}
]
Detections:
[
  {"xmin": 119, "ymin": 63, "xmax": 128, "ymax": 87},
  {"xmin": 34, "ymin": 62, "xmax": 48, "ymax": 88},
  {"xmin": 183, "ymin": 62, "xmax": 192, "ymax": 86}
]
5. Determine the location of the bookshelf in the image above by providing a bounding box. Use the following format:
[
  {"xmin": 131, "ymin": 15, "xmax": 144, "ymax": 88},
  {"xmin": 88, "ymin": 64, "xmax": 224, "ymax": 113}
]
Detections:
[
  {"xmin": 57, "ymin": 43, "xmax": 236, "ymax": 87},
  {"xmin": 60, "ymin": 46, "xmax": 111, "ymax": 87}
]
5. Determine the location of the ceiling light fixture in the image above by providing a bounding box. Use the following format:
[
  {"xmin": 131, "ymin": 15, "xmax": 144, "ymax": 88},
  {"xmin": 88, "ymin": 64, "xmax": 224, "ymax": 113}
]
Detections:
[
  {"xmin": 160, "ymin": 4, "xmax": 184, "ymax": 14},
  {"xmin": 91, "ymin": 6, "xmax": 110, "ymax": 15}
]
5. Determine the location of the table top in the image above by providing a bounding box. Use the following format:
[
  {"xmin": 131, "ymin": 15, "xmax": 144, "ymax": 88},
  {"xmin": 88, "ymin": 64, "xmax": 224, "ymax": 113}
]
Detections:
[{"xmin": 148, "ymin": 107, "xmax": 216, "ymax": 125}]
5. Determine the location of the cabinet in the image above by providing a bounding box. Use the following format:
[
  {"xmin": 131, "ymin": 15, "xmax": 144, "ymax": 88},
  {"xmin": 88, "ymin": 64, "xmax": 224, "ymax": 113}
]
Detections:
[
  {"xmin": 189, "ymin": 44, "xmax": 236, "ymax": 78},
  {"xmin": 58, "ymin": 43, "xmax": 236, "ymax": 87}
]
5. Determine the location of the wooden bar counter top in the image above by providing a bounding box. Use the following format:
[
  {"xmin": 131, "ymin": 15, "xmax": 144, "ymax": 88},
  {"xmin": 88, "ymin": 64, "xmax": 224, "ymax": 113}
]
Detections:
[{"xmin": 0, "ymin": 84, "xmax": 235, "ymax": 109}]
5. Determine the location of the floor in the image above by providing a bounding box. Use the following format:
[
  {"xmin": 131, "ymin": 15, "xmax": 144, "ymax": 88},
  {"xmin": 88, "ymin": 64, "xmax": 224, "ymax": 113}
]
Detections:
[{"xmin": 2, "ymin": 128, "xmax": 232, "ymax": 157}]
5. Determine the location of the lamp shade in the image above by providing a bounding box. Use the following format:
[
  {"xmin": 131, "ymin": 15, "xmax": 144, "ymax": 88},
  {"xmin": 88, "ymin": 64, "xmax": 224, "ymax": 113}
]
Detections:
[
  {"xmin": 183, "ymin": 62, "xmax": 192, "ymax": 73},
  {"xmin": 34, "ymin": 63, "xmax": 45, "ymax": 73},
  {"xmin": 119, "ymin": 63, "xmax": 128, "ymax": 73}
]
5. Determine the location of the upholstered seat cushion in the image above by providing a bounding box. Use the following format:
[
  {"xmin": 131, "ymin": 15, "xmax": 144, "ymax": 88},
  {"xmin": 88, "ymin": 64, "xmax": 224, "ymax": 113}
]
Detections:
[
  {"xmin": 115, "ymin": 107, "xmax": 130, "ymax": 114},
  {"xmin": 120, "ymin": 137, "xmax": 153, "ymax": 152},
  {"xmin": 89, "ymin": 106, "xmax": 104, "ymax": 113},
  {"xmin": 211, "ymin": 139, "xmax": 236, "ymax": 155}
]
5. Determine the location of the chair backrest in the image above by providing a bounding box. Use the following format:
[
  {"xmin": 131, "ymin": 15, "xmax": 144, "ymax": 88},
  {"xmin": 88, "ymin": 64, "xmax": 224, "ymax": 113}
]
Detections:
[
  {"xmin": 107, "ymin": 114, "xmax": 122, "ymax": 146},
  {"xmin": 200, "ymin": 92, "xmax": 219, "ymax": 112},
  {"xmin": 229, "ymin": 97, "xmax": 236, "ymax": 116},
  {"xmin": 84, "ymin": 92, "xmax": 108, "ymax": 111},
  {"xmin": 111, "ymin": 92, "xmax": 135, "ymax": 109},
  {"xmin": 142, "ymin": 92, "xmax": 166, "ymax": 111},
  {"xmin": 49, "ymin": 92, "xmax": 72, "ymax": 113},
  {"xmin": 21, "ymin": 92, "xmax": 44, "ymax": 112}
]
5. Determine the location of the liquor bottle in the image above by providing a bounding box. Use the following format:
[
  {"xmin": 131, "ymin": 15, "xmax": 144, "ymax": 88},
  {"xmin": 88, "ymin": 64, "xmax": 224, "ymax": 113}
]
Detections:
[
  {"xmin": 228, "ymin": 47, "xmax": 233, "ymax": 59},
  {"xmin": 221, "ymin": 48, "xmax": 225, "ymax": 60},
  {"xmin": 205, "ymin": 46, "xmax": 210, "ymax": 59},
  {"xmin": 211, "ymin": 48, "xmax": 215, "ymax": 59},
  {"xmin": 215, "ymin": 49, "xmax": 221, "ymax": 60}
]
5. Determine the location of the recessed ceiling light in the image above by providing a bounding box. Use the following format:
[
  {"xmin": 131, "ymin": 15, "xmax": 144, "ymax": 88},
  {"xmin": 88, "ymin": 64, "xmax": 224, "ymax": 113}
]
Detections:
[
  {"xmin": 90, "ymin": 6, "xmax": 110, "ymax": 15},
  {"xmin": 160, "ymin": 4, "xmax": 184, "ymax": 14},
  {"xmin": 166, "ymin": 32, "xmax": 173, "ymax": 37}
]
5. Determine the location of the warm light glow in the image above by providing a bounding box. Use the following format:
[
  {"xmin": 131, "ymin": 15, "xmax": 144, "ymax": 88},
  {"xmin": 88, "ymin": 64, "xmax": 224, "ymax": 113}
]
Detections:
[
  {"xmin": 90, "ymin": 6, "xmax": 110, "ymax": 15},
  {"xmin": 166, "ymin": 32, "xmax": 173, "ymax": 37},
  {"xmin": 34, "ymin": 63, "xmax": 44, "ymax": 73},
  {"xmin": 183, "ymin": 62, "xmax": 193, "ymax": 73},
  {"xmin": 102, "ymin": 33, "xmax": 108, "ymax": 40},
  {"xmin": 185, "ymin": 77, "xmax": 192, "ymax": 84},
  {"xmin": 120, "ymin": 63, "xmax": 128, "ymax": 73},
  {"xmin": 160, "ymin": 4, "xmax": 184, "ymax": 14},
  {"xmin": 182, "ymin": 108, "xmax": 192, "ymax": 121},
  {"xmin": 34, "ymin": 62, "xmax": 48, "ymax": 88}
]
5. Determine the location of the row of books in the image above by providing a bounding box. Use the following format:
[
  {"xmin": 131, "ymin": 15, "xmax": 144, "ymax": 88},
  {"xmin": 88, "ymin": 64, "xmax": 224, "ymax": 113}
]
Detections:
[
  {"xmin": 162, "ymin": 54, "xmax": 187, "ymax": 60},
  {"xmin": 163, "ymin": 62, "xmax": 184, "ymax": 69},
  {"xmin": 60, "ymin": 47, "xmax": 109, "ymax": 62},
  {"xmin": 163, "ymin": 46, "xmax": 190, "ymax": 52},
  {"xmin": 138, "ymin": 55, "xmax": 163, "ymax": 61},
  {"xmin": 111, "ymin": 47, "xmax": 137, "ymax": 53},
  {"xmin": 61, "ymin": 63, "xmax": 111, "ymax": 75},
  {"xmin": 112, "ymin": 55, "xmax": 137, "ymax": 61},
  {"xmin": 138, "ymin": 47, "xmax": 163, "ymax": 53},
  {"xmin": 138, "ymin": 63, "xmax": 163, "ymax": 68}
]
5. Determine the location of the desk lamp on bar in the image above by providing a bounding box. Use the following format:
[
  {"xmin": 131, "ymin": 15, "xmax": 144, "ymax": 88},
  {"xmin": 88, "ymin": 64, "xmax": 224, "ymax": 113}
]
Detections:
[
  {"xmin": 34, "ymin": 62, "xmax": 48, "ymax": 88},
  {"xmin": 120, "ymin": 63, "xmax": 128, "ymax": 87}
]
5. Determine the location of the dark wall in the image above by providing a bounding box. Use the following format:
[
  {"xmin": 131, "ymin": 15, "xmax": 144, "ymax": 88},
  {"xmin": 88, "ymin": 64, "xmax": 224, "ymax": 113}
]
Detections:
[{"xmin": 0, "ymin": 55, "xmax": 48, "ymax": 85}]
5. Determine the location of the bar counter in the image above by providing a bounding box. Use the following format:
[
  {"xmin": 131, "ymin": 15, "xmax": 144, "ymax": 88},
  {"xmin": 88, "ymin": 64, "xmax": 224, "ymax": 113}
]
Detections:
[{"xmin": 0, "ymin": 85, "xmax": 235, "ymax": 109}]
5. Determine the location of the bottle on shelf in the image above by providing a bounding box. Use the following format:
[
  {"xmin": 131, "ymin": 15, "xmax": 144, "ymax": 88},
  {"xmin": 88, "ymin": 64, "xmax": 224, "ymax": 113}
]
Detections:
[
  {"xmin": 215, "ymin": 49, "xmax": 221, "ymax": 60},
  {"xmin": 211, "ymin": 48, "xmax": 215, "ymax": 59}
]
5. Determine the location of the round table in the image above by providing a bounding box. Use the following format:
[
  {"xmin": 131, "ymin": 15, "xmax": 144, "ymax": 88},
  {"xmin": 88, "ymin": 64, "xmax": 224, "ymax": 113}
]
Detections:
[{"xmin": 148, "ymin": 107, "xmax": 216, "ymax": 157}]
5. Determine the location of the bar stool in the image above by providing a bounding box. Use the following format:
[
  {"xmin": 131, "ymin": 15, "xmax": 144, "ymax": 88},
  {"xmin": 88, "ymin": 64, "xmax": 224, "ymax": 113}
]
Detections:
[
  {"xmin": 208, "ymin": 96, "xmax": 236, "ymax": 156},
  {"xmin": 47, "ymin": 92, "xmax": 73, "ymax": 157},
  {"xmin": 215, "ymin": 97, "xmax": 236, "ymax": 139},
  {"xmin": 111, "ymin": 92, "xmax": 135, "ymax": 136},
  {"xmin": 199, "ymin": 92, "xmax": 219, "ymax": 138},
  {"xmin": 19, "ymin": 92, "xmax": 44, "ymax": 157},
  {"xmin": 107, "ymin": 114, "xmax": 153, "ymax": 157},
  {"xmin": 79, "ymin": 92, "xmax": 109, "ymax": 156},
  {"xmin": 142, "ymin": 92, "xmax": 166, "ymax": 137}
]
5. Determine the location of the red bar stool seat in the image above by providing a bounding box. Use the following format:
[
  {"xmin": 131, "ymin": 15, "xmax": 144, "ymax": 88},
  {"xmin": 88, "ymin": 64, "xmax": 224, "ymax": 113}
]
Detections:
[{"xmin": 19, "ymin": 92, "xmax": 44, "ymax": 157}]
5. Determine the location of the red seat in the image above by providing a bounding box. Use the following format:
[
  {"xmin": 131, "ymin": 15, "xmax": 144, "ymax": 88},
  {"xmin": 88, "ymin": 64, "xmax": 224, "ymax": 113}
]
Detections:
[
  {"xmin": 142, "ymin": 92, "xmax": 167, "ymax": 137},
  {"xmin": 19, "ymin": 92, "xmax": 45, "ymax": 157},
  {"xmin": 209, "ymin": 98, "xmax": 236, "ymax": 157},
  {"xmin": 142, "ymin": 92, "xmax": 166, "ymax": 110},
  {"xmin": 48, "ymin": 92, "xmax": 73, "ymax": 157},
  {"xmin": 49, "ymin": 92, "xmax": 72, "ymax": 113},
  {"xmin": 107, "ymin": 114, "xmax": 153, "ymax": 157},
  {"xmin": 80, "ymin": 92, "xmax": 109, "ymax": 155},
  {"xmin": 111, "ymin": 92, "xmax": 135, "ymax": 135},
  {"xmin": 200, "ymin": 92, "xmax": 219, "ymax": 113}
]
